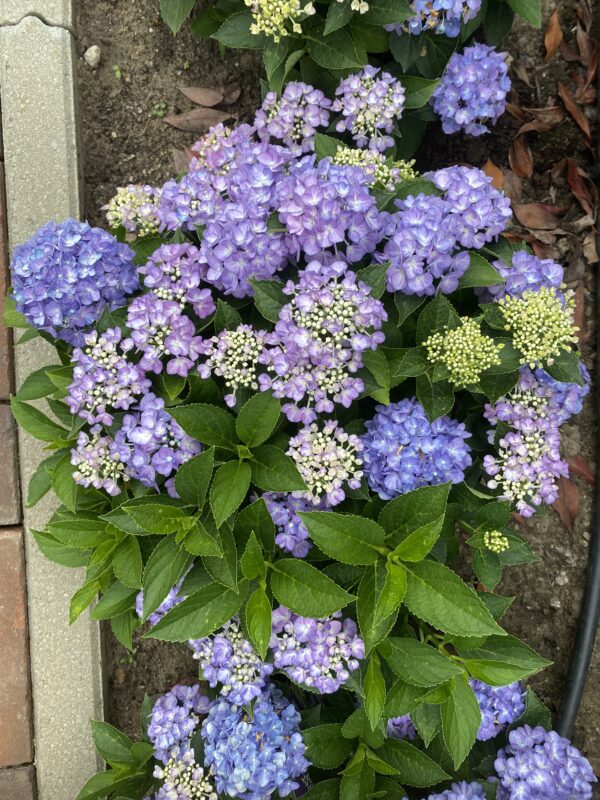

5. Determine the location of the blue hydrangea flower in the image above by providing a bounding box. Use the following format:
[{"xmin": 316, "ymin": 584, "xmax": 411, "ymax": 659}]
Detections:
[
  {"xmin": 412, "ymin": 782, "xmax": 488, "ymax": 800},
  {"xmin": 362, "ymin": 399, "xmax": 472, "ymax": 500},
  {"xmin": 387, "ymin": 715, "xmax": 417, "ymax": 740},
  {"xmin": 201, "ymin": 686, "xmax": 310, "ymax": 800},
  {"xmin": 387, "ymin": 0, "xmax": 482, "ymax": 37},
  {"xmin": 147, "ymin": 684, "xmax": 211, "ymax": 765},
  {"xmin": 494, "ymin": 725, "xmax": 597, "ymax": 799},
  {"xmin": 470, "ymin": 680, "xmax": 525, "ymax": 741},
  {"xmin": 484, "ymin": 250, "xmax": 565, "ymax": 300},
  {"xmin": 10, "ymin": 219, "xmax": 137, "ymax": 345},
  {"xmin": 263, "ymin": 493, "xmax": 318, "ymax": 557},
  {"xmin": 432, "ymin": 44, "xmax": 511, "ymax": 136}
]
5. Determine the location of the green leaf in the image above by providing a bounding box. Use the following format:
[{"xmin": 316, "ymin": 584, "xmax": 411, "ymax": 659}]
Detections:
[
  {"xmin": 379, "ymin": 483, "xmax": 450, "ymax": 545},
  {"xmin": 402, "ymin": 76, "xmax": 440, "ymax": 108},
  {"xmin": 472, "ymin": 547, "xmax": 501, "ymax": 590},
  {"xmin": 302, "ymin": 779, "xmax": 341, "ymax": 800},
  {"xmin": 2, "ymin": 296, "xmax": 29, "ymax": 328},
  {"xmin": 516, "ymin": 687, "xmax": 552, "ymax": 730},
  {"xmin": 204, "ymin": 524, "xmax": 239, "ymax": 590},
  {"xmin": 169, "ymin": 403, "xmax": 238, "ymax": 449},
  {"xmin": 306, "ymin": 24, "xmax": 364, "ymax": 69},
  {"xmin": 544, "ymin": 349, "xmax": 584, "ymax": 385},
  {"xmin": 16, "ymin": 367, "xmax": 62, "ymax": 401},
  {"xmin": 210, "ymin": 460, "xmax": 251, "ymax": 527},
  {"xmin": 356, "ymin": 262, "xmax": 390, "ymax": 299},
  {"xmin": 384, "ymin": 680, "xmax": 428, "ymax": 718},
  {"xmin": 458, "ymin": 634, "xmax": 551, "ymax": 685},
  {"xmin": 441, "ymin": 675, "xmax": 481, "ymax": 769},
  {"xmin": 241, "ymin": 531, "xmax": 265, "ymax": 580},
  {"xmin": 91, "ymin": 581, "xmax": 137, "ymax": 621},
  {"xmin": 184, "ymin": 520, "xmax": 222, "ymax": 557},
  {"xmin": 412, "ymin": 703, "xmax": 441, "ymax": 747},
  {"xmin": 383, "ymin": 638, "xmax": 462, "ymax": 687},
  {"xmin": 27, "ymin": 454, "xmax": 61, "ymax": 507},
  {"xmin": 190, "ymin": 6, "xmax": 226, "ymax": 37},
  {"xmin": 214, "ymin": 299, "xmax": 242, "ymax": 331},
  {"xmin": 249, "ymin": 278, "xmax": 287, "ymax": 322},
  {"xmin": 363, "ymin": 0, "xmax": 413, "ymax": 24},
  {"xmin": 111, "ymin": 609, "xmax": 138, "ymax": 652},
  {"xmin": 175, "ymin": 447, "xmax": 214, "ymax": 509},
  {"xmin": 250, "ymin": 445, "xmax": 306, "ymax": 491},
  {"xmin": 480, "ymin": 370, "xmax": 519, "ymax": 403},
  {"xmin": 124, "ymin": 504, "xmax": 187, "ymax": 535},
  {"xmin": 303, "ymin": 724, "xmax": 353, "ymax": 769},
  {"xmin": 394, "ymin": 294, "xmax": 425, "ymax": 326},
  {"xmin": 70, "ymin": 579, "xmax": 100, "ymax": 624},
  {"xmin": 314, "ymin": 132, "xmax": 342, "ymax": 159},
  {"xmin": 142, "ymin": 536, "xmax": 190, "ymax": 622},
  {"xmin": 350, "ymin": 20, "xmax": 390, "ymax": 53},
  {"xmin": 147, "ymin": 581, "xmax": 246, "ymax": 641},
  {"xmin": 506, "ymin": 0, "xmax": 541, "ymax": 26},
  {"xmin": 478, "ymin": 591, "xmax": 515, "ymax": 621},
  {"xmin": 113, "ymin": 538, "xmax": 143, "ymax": 589},
  {"xmin": 365, "ymin": 653, "xmax": 386, "ymax": 730},
  {"xmin": 394, "ymin": 346, "xmax": 429, "ymax": 378},
  {"xmin": 340, "ymin": 755, "xmax": 375, "ymax": 800},
  {"xmin": 403, "ymin": 560, "xmax": 505, "ymax": 637},
  {"xmin": 49, "ymin": 452, "xmax": 77, "ymax": 512},
  {"xmin": 270, "ymin": 559, "xmax": 355, "ymax": 617},
  {"xmin": 245, "ymin": 587, "xmax": 271, "ymax": 659},
  {"xmin": 236, "ymin": 392, "xmax": 281, "ymax": 447},
  {"xmin": 10, "ymin": 396, "xmax": 67, "ymax": 441},
  {"xmin": 324, "ymin": 0, "xmax": 353, "ymax": 34},
  {"xmin": 212, "ymin": 11, "xmax": 266, "ymax": 48},
  {"xmin": 484, "ymin": 0, "xmax": 515, "ymax": 44},
  {"xmin": 75, "ymin": 771, "xmax": 122, "ymax": 800},
  {"xmin": 416, "ymin": 373, "xmax": 455, "ymax": 421},
  {"xmin": 357, "ymin": 562, "xmax": 401, "ymax": 653},
  {"xmin": 31, "ymin": 529, "xmax": 90, "ymax": 568},
  {"xmin": 235, "ymin": 497, "xmax": 275, "ymax": 552},
  {"xmin": 298, "ymin": 512, "xmax": 386, "ymax": 565},
  {"xmin": 458, "ymin": 253, "xmax": 504, "ymax": 289},
  {"xmin": 376, "ymin": 740, "xmax": 450, "ymax": 786},
  {"xmin": 47, "ymin": 518, "xmax": 108, "ymax": 548},
  {"xmin": 417, "ymin": 294, "xmax": 460, "ymax": 342},
  {"xmin": 160, "ymin": 0, "xmax": 195, "ymax": 33}
]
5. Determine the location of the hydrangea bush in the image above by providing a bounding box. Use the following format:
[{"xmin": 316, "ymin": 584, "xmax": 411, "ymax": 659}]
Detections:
[{"xmin": 5, "ymin": 71, "xmax": 596, "ymax": 800}]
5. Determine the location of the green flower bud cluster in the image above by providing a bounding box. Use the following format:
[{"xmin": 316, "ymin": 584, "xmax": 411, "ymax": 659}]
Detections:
[
  {"xmin": 245, "ymin": 0, "xmax": 315, "ymax": 40},
  {"xmin": 331, "ymin": 145, "xmax": 417, "ymax": 190},
  {"xmin": 499, "ymin": 286, "xmax": 578, "ymax": 368},
  {"xmin": 104, "ymin": 184, "xmax": 160, "ymax": 237},
  {"xmin": 484, "ymin": 530, "xmax": 510, "ymax": 553},
  {"xmin": 425, "ymin": 317, "xmax": 503, "ymax": 387}
]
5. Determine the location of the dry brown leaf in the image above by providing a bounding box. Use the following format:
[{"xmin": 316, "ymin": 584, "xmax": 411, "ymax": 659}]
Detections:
[
  {"xmin": 583, "ymin": 233, "xmax": 599, "ymax": 263},
  {"xmin": 514, "ymin": 203, "xmax": 562, "ymax": 230},
  {"xmin": 576, "ymin": 27, "xmax": 594, "ymax": 65},
  {"xmin": 566, "ymin": 158, "xmax": 596, "ymax": 215},
  {"xmin": 545, "ymin": 11, "xmax": 563, "ymax": 62},
  {"xmin": 572, "ymin": 283, "xmax": 589, "ymax": 342},
  {"xmin": 179, "ymin": 86, "xmax": 225, "ymax": 107},
  {"xmin": 171, "ymin": 147, "xmax": 189, "ymax": 174},
  {"xmin": 558, "ymin": 81, "xmax": 592, "ymax": 140},
  {"xmin": 512, "ymin": 60, "xmax": 531, "ymax": 86},
  {"xmin": 568, "ymin": 455, "xmax": 595, "ymax": 486},
  {"xmin": 222, "ymin": 82, "xmax": 242, "ymax": 105},
  {"xmin": 483, "ymin": 159, "xmax": 504, "ymax": 190},
  {"xmin": 523, "ymin": 106, "xmax": 565, "ymax": 126},
  {"xmin": 164, "ymin": 108, "xmax": 233, "ymax": 132},
  {"xmin": 560, "ymin": 40, "xmax": 582, "ymax": 63},
  {"xmin": 509, "ymin": 136, "xmax": 533, "ymax": 178},
  {"xmin": 503, "ymin": 170, "xmax": 523, "ymax": 203},
  {"xmin": 576, "ymin": 0, "xmax": 593, "ymax": 33},
  {"xmin": 506, "ymin": 102, "xmax": 528, "ymax": 121},
  {"xmin": 516, "ymin": 120, "xmax": 554, "ymax": 136},
  {"xmin": 553, "ymin": 475, "xmax": 580, "ymax": 532},
  {"xmin": 531, "ymin": 241, "xmax": 560, "ymax": 259}
]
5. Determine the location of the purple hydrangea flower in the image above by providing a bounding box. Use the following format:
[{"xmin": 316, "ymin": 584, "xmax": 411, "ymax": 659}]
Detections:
[
  {"xmin": 138, "ymin": 243, "xmax": 216, "ymax": 318},
  {"xmin": 255, "ymin": 82, "xmax": 331, "ymax": 153},
  {"xmin": 263, "ymin": 493, "xmax": 322, "ymax": 558},
  {"xmin": 387, "ymin": 0, "xmax": 482, "ymax": 37},
  {"xmin": 201, "ymin": 686, "xmax": 310, "ymax": 800},
  {"xmin": 148, "ymin": 684, "xmax": 211, "ymax": 764},
  {"xmin": 274, "ymin": 156, "xmax": 386, "ymax": 262},
  {"xmin": 332, "ymin": 66, "xmax": 405, "ymax": 152},
  {"xmin": 270, "ymin": 606, "xmax": 364, "ymax": 693},
  {"xmin": 432, "ymin": 44, "xmax": 511, "ymax": 136},
  {"xmin": 387, "ymin": 715, "xmax": 417, "ymax": 740},
  {"xmin": 189, "ymin": 617, "xmax": 274, "ymax": 705},
  {"xmin": 533, "ymin": 363, "xmax": 590, "ymax": 424},
  {"xmin": 188, "ymin": 123, "xmax": 256, "ymax": 174},
  {"xmin": 494, "ymin": 725, "xmax": 597, "ymax": 799},
  {"xmin": 483, "ymin": 250, "xmax": 565, "ymax": 301},
  {"xmin": 125, "ymin": 295, "xmax": 203, "ymax": 376},
  {"xmin": 259, "ymin": 259, "xmax": 387, "ymax": 423},
  {"xmin": 135, "ymin": 572, "xmax": 189, "ymax": 627},
  {"xmin": 426, "ymin": 166, "xmax": 512, "ymax": 250},
  {"xmin": 362, "ymin": 399, "xmax": 472, "ymax": 500},
  {"xmin": 287, "ymin": 421, "xmax": 364, "ymax": 506},
  {"xmin": 10, "ymin": 219, "xmax": 137, "ymax": 346},
  {"xmin": 156, "ymin": 170, "xmax": 222, "ymax": 232},
  {"xmin": 416, "ymin": 782, "xmax": 488, "ymax": 800},
  {"xmin": 197, "ymin": 324, "xmax": 277, "ymax": 408},
  {"xmin": 115, "ymin": 392, "xmax": 202, "ymax": 493},
  {"xmin": 71, "ymin": 427, "xmax": 128, "ymax": 496},
  {"xmin": 470, "ymin": 680, "xmax": 525, "ymax": 741},
  {"xmin": 152, "ymin": 748, "xmax": 218, "ymax": 800},
  {"xmin": 67, "ymin": 327, "xmax": 151, "ymax": 426}
]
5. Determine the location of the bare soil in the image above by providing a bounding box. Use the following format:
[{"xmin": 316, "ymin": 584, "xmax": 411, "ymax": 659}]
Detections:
[{"xmin": 76, "ymin": 0, "xmax": 599, "ymax": 775}]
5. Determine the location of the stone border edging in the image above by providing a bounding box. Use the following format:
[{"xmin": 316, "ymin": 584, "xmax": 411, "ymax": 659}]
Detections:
[{"xmin": 0, "ymin": 12, "xmax": 104, "ymax": 800}]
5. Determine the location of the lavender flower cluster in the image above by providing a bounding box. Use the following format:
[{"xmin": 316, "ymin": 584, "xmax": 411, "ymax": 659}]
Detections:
[
  {"xmin": 484, "ymin": 249, "xmax": 565, "ymax": 301},
  {"xmin": 387, "ymin": 0, "xmax": 482, "ymax": 37},
  {"xmin": 263, "ymin": 493, "xmax": 318, "ymax": 557},
  {"xmin": 362, "ymin": 399, "xmax": 472, "ymax": 500},
  {"xmin": 470, "ymin": 680, "xmax": 526, "ymax": 741},
  {"xmin": 148, "ymin": 683, "xmax": 211, "ymax": 764},
  {"xmin": 432, "ymin": 44, "xmax": 511, "ymax": 136},
  {"xmin": 254, "ymin": 81, "xmax": 331, "ymax": 153},
  {"xmin": 270, "ymin": 606, "xmax": 364, "ymax": 693}
]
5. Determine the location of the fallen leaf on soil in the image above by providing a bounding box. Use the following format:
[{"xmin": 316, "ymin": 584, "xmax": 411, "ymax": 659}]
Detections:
[
  {"xmin": 523, "ymin": 106, "xmax": 565, "ymax": 126},
  {"xmin": 568, "ymin": 456, "xmax": 595, "ymax": 486},
  {"xmin": 164, "ymin": 108, "xmax": 234, "ymax": 132},
  {"xmin": 503, "ymin": 170, "xmax": 523, "ymax": 203},
  {"xmin": 566, "ymin": 158, "xmax": 597, "ymax": 215},
  {"xmin": 506, "ymin": 102, "xmax": 528, "ymax": 122},
  {"xmin": 576, "ymin": 0, "xmax": 593, "ymax": 32},
  {"xmin": 576, "ymin": 27, "xmax": 594, "ymax": 66},
  {"xmin": 514, "ymin": 203, "xmax": 562, "ymax": 229},
  {"xmin": 171, "ymin": 147, "xmax": 189, "ymax": 174},
  {"xmin": 222, "ymin": 82, "xmax": 242, "ymax": 105},
  {"xmin": 512, "ymin": 61, "xmax": 531, "ymax": 86},
  {"xmin": 553, "ymin": 475, "xmax": 580, "ymax": 532},
  {"xmin": 516, "ymin": 119, "xmax": 554, "ymax": 136},
  {"xmin": 583, "ymin": 233, "xmax": 599, "ymax": 263},
  {"xmin": 558, "ymin": 82, "xmax": 592, "ymax": 140},
  {"xmin": 509, "ymin": 136, "xmax": 533, "ymax": 178},
  {"xmin": 179, "ymin": 86, "xmax": 225, "ymax": 107},
  {"xmin": 544, "ymin": 11, "xmax": 563, "ymax": 62},
  {"xmin": 483, "ymin": 159, "xmax": 504, "ymax": 190},
  {"xmin": 560, "ymin": 39, "xmax": 582, "ymax": 62},
  {"xmin": 573, "ymin": 283, "xmax": 589, "ymax": 342}
]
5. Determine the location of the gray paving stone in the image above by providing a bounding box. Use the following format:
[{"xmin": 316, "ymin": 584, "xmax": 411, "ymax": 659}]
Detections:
[
  {"xmin": 0, "ymin": 15, "xmax": 103, "ymax": 800},
  {"xmin": 0, "ymin": 0, "xmax": 72, "ymax": 28}
]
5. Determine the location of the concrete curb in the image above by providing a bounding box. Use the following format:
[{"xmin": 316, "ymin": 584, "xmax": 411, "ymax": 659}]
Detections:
[{"xmin": 0, "ymin": 12, "xmax": 104, "ymax": 800}]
